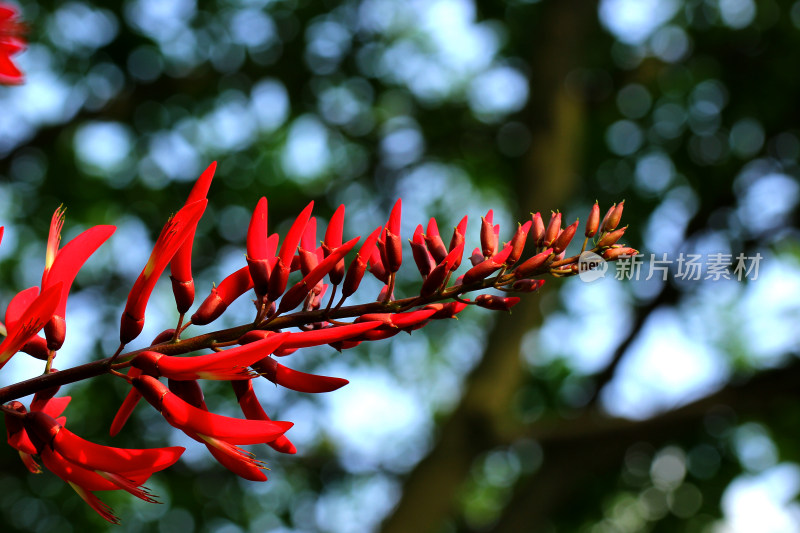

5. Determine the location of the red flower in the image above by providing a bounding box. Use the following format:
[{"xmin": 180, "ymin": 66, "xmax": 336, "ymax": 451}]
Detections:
[
  {"xmin": 41, "ymin": 206, "xmax": 115, "ymax": 350},
  {"xmin": 133, "ymin": 375, "xmax": 292, "ymax": 444},
  {"xmin": 0, "ymin": 283, "xmax": 62, "ymax": 370},
  {"xmin": 170, "ymin": 162, "xmax": 216, "ymax": 314},
  {"xmin": 133, "ymin": 375, "xmax": 292, "ymax": 482},
  {"xmin": 120, "ymin": 200, "xmax": 207, "ymax": 344},
  {"xmin": 4, "ymin": 405, "xmax": 184, "ymax": 524},
  {"xmin": 0, "ymin": 4, "xmax": 25, "ymax": 85},
  {"xmin": 130, "ymin": 332, "xmax": 289, "ymax": 381}
]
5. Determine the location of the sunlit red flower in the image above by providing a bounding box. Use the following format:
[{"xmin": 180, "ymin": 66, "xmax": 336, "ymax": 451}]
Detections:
[
  {"xmin": 120, "ymin": 200, "xmax": 207, "ymax": 344},
  {"xmin": 0, "ymin": 4, "xmax": 25, "ymax": 85},
  {"xmin": 41, "ymin": 206, "xmax": 115, "ymax": 350},
  {"xmin": 4, "ymin": 406, "xmax": 184, "ymax": 524},
  {"xmin": 0, "ymin": 283, "xmax": 62, "ymax": 370},
  {"xmin": 170, "ymin": 162, "xmax": 216, "ymax": 314}
]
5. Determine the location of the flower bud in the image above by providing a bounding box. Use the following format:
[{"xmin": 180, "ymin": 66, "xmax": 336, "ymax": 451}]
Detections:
[
  {"xmin": 596, "ymin": 226, "xmax": 627, "ymax": 248},
  {"xmin": 475, "ymin": 294, "xmax": 520, "ymax": 312},
  {"xmin": 544, "ymin": 212, "xmax": 561, "ymax": 247},
  {"xmin": 552, "ymin": 219, "xmax": 579, "ymax": 255},
  {"xmin": 585, "ymin": 202, "xmax": 600, "ymax": 238}
]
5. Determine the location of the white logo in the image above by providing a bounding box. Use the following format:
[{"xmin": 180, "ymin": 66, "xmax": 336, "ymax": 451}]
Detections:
[{"xmin": 578, "ymin": 252, "xmax": 607, "ymax": 282}]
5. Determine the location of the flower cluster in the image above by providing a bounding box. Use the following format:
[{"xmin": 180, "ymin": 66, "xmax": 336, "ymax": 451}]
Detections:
[
  {"xmin": 0, "ymin": 161, "xmax": 635, "ymax": 522},
  {"xmin": 0, "ymin": 3, "xmax": 25, "ymax": 85}
]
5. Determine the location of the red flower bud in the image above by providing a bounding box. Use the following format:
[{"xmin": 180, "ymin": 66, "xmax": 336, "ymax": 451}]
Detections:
[
  {"xmin": 480, "ymin": 212, "xmax": 498, "ymax": 258},
  {"xmin": 461, "ymin": 243, "xmax": 513, "ymax": 285},
  {"xmin": 514, "ymin": 248, "xmax": 554, "ymax": 279},
  {"xmin": 341, "ymin": 227, "xmax": 382, "ymax": 299},
  {"xmin": 423, "ymin": 301, "xmax": 469, "ymax": 319},
  {"xmin": 121, "ymin": 200, "xmax": 207, "ymax": 344},
  {"xmin": 475, "ymin": 294, "xmax": 520, "ymax": 312},
  {"xmin": 511, "ymin": 279, "xmax": 545, "ymax": 292},
  {"xmin": 531, "ymin": 212, "xmax": 545, "ymax": 247},
  {"xmin": 585, "ymin": 202, "xmax": 600, "ymax": 238},
  {"xmin": 600, "ymin": 203, "xmax": 616, "ymax": 233},
  {"xmin": 597, "ymin": 226, "xmax": 627, "ymax": 248},
  {"xmin": 323, "ymin": 204, "xmax": 346, "ymax": 285},
  {"xmin": 170, "ymin": 162, "xmax": 215, "ymax": 314},
  {"xmin": 384, "ymin": 228, "xmax": 403, "ymax": 273},
  {"xmin": 602, "ymin": 246, "xmax": 639, "ymax": 260},
  {"xmin": 425, "ymin": 218, "xmax": 448, "ymax": 263},
  {"xmin": 605, "ymin": 200, "xmax": 625, "ymax": 231},
  {"xmin": 191, "ymin": 266, "xmax": 254, "ymax": 326},
  {"xmin": 246, "ymin": 197, "xmax": 271, "ymax": 296},
  {"xmin": 410, "ymin": 224, "xmax": 435, "ymax": 277},
  {"xmin": 544, "ymin": 212, "xmax": 561, "ymax": 247},
  {"xmin": 507, "ymin": 220, "xmax": 532, "ymax": 266},
  {"xmin": 368, "ymin": 244, "xmax": 389, "ymax": 283},
  {"xmin": 552, "ymin": 219, "xmax": 579, "ymax": 255}
]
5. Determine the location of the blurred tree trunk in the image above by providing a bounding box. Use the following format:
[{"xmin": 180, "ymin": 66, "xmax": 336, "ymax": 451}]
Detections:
[{"xmin": 380, "ymin": 1, "xmax": 597, "ymax": 531}]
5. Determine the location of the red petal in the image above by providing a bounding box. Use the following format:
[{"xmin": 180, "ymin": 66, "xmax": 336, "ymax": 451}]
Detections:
[
  {"xmin": 109, "ymin": 367, "xmax": 143, "ymax": 437},
  {"xmin": 278, "ymin": 201, "xmax": 314, "ymax": 266},
  {"xmin": 231, "ymin": 380, "xmax": 296, "ymax": 454},
  {"xmin": 43, "ymin": 225, "xmax": 115, "ymax": 317},
  {"xmin": 246, "ymin": 197, "xmax": 270, "ymax": 260},
  {"xmin": 131, "ymin": 333, "xmax": 288, "ymax": 381},
  {"xmin": 121, "ymin": 200, "xmax": 206, "ymax": 343},
  {"xmin": 281, "ymin": 321, "xmax": 382, "ymax": 349},
  {"xmin": 0, "ymin": 283, "xmax": 62, "ymax": 369},
  {"xmin": 252, "ymin": 357, "xmax": 348, "ymax": 393}
]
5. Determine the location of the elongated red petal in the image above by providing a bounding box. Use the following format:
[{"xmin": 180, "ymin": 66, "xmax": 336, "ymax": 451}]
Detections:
[
  {"xmin": 231, "ymin": 380, "xmax": 296, "ymax": 454},
  {"xmin": 24, "ymin": 411, "xmax": 184, "ymax": 474},
  {"xmin": 278, "ymin": 202, "xmax": 314, "ymax": 267},
  {"xmin": 131, "ymin": 333, "xmax": 289, "ymax": 381},
  {"xmin": 388, "ymin": 308, "xmax": 436, "ymax": 329},
  {"xmin": 552, "ymin": 219, "xmax": 579, "ymax": 254},
  {"xmin": 133, "ymin": 375, "xmax": 292, "ymax": 444},
  {"xmin": 281, "ymin": 321, "xmax": 382, "ymax": 349},
  {"xmin": 251, "ymin": 357, "xmax": 348, "ymax": 393},
  {"xmin": 0, "ymin": 283, "xmax": 62, "ymax": 369},
  {"xmin": 200, "ymin": 434, "xmax": 268, "ymax": 481},
  {"xmin": 170, "ymin": 161, "xmax": 215, "ymax": 286},
  {"xmin": 43, "ymin": 225, "xmax": 115, "ymax": 318},
  {"xmin": 121, "ymin": 200, "xmax": 207, "ymax": 344},
  {"xmin": 323, "ymin": 205, "xmax": 346, "ymax": 285},
  {"xmin": 4, "ymin": 286, "xmax": 40, "ymax": 330},
  {"xmin": 109, "ymin": 367, "xmax": 144, "ymax": 437}
]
